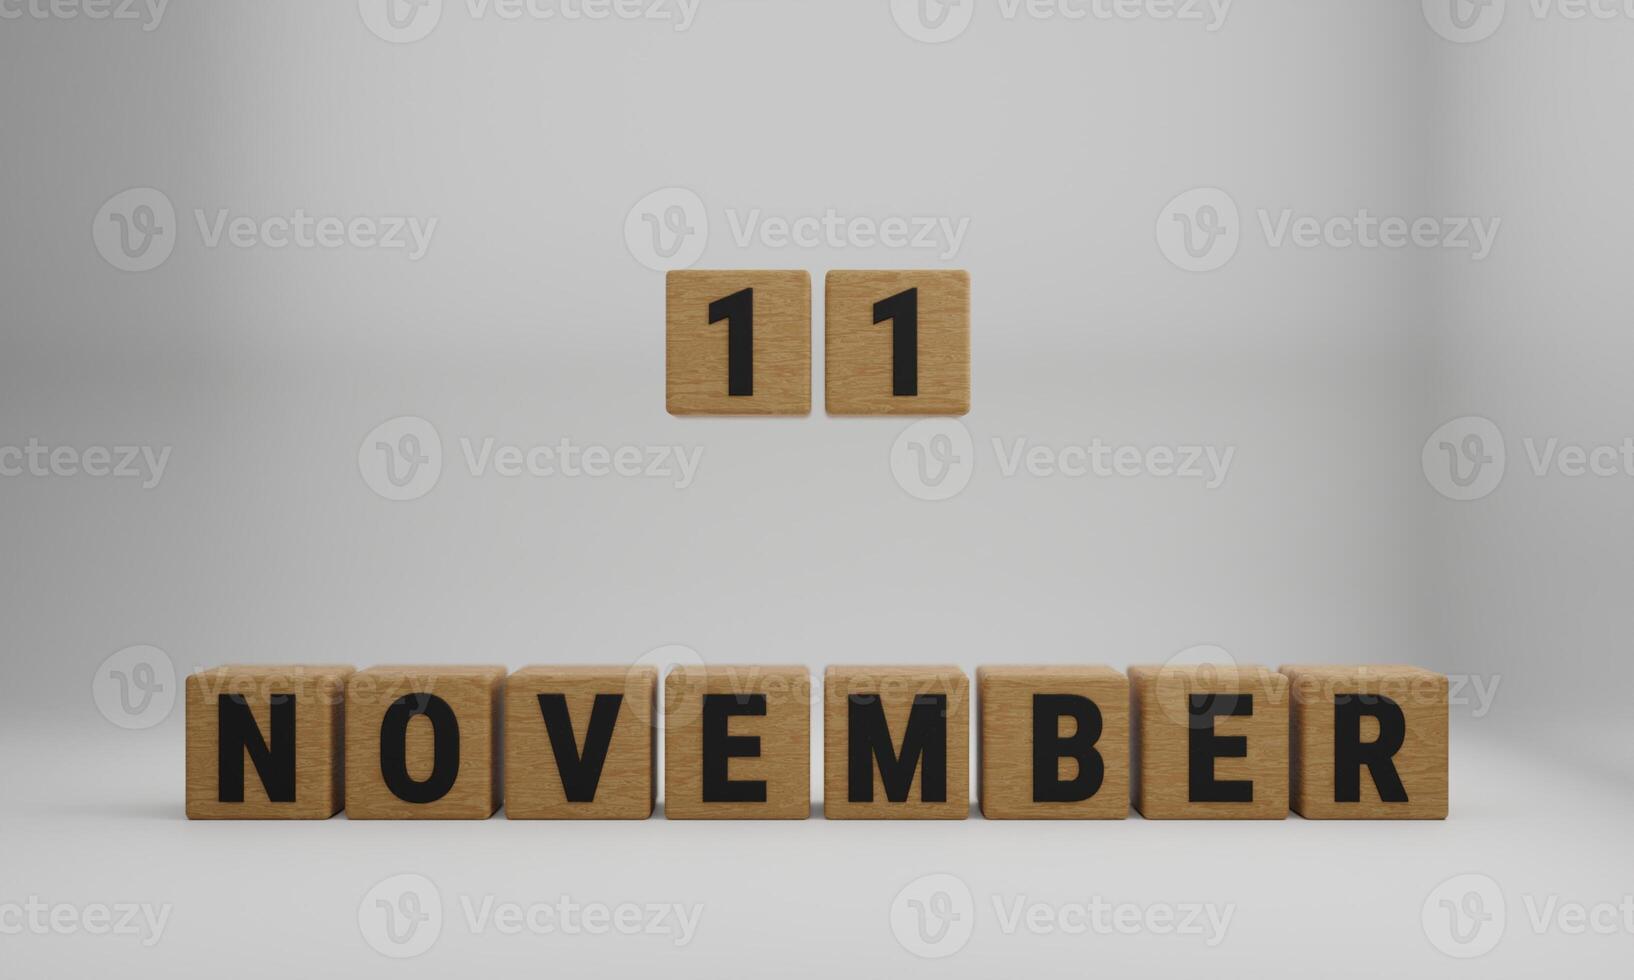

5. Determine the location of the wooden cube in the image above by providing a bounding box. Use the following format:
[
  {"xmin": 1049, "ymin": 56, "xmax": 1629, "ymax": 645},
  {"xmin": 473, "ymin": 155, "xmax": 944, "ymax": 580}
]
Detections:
[
  {"xmin": 1129, "ymin": 664, "xmax": 1289, "ymax": 820},
  {"xmin": 978, "ymin": 666, "xmax": 1128, "ymax": 820},
  {"xmin": 664, "ymin": 665, "xmax": 811, "ymax": 820},
  {"xmin": 1282, "ymin": 665, "xmax": 1448, "ymax": 820},
  {"xmin": 345, "ymin": 666, "xmax": 505, "ymax": 820},
  {"xmin": 825, "ymin": 270, "xmax": 970, "ymax": 416},
  {"xmin": 823, "ymin": 666, "xmax": 968, "ymax": 819},
  {"xmin": 667, "ymin": 269, "xmax": 811, "ymax": 416},
  {"xmin": 185, "ymin": 665, "xmax": 353, "ymax": 819},
  {"xmin": 505, "ymin": 666, "xmax": 656, "ymax": 820}
]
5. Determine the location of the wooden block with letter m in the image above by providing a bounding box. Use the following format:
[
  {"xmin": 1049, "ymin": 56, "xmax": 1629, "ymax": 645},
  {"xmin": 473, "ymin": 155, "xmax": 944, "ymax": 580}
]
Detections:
[
  {"xmin": 505, "ymin": 666, "xmax": 656, "ymax": 820},
  {"xmin": 825, "ymin": 270, "xmax": 969, "ymax": 416},
  {"xmin": 667, "ymin": 270, "xmax": 811, "ymax": 416},
  {"xmin": 978, "ymin": 666, "xmax": 1128, "ymax": 819},
  {"xmin": 824, "ymin": 665, "xmax": 969, "ymax": 819}
]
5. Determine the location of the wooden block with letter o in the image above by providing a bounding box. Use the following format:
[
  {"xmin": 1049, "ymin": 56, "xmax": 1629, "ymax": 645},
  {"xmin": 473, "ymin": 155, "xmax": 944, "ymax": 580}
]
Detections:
[
  {"xmin": 825, "ymin": 270, "xmax": 969, "ymax": 416},
  {"xmin": 665, "ymin": 665, "xmax": 811, "ymax": 819},
  {"xmin": 1129, "ymin": 664, "xmax": 1289, "ymax": 820},
  {"xmin": 185, "ymin": 665, "xmax": 353, "ymax": 819},
  {"xmin": 345, "ymin": 666, "xmax": 505, "ymax": 820},
  {"xmin": 1282, "ymin": 665, "xmax": 1448, "ymax": 820},
  {"xmin": 824, "ymin": 665, "xmax": 969, "ymax": 819},
  {"xmin": 667, "ymin": 270, "xmax": 811, "ymax": 416},
  {"xmin": 978, "ymin": 666, "xmax": 1128, "ymax": 820},
  {"xmin": 505, "ymin": 666, "xmax": 656, "ymax": 820}
]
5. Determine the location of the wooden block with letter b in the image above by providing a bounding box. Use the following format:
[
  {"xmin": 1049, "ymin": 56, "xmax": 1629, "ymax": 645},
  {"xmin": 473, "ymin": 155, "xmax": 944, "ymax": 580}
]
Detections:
[
  {"xmin": 977, "ymin": 666, "xmax": 1128, "ymax": 819},
  {"xmin": 666, "ymin": 270, "xmax": 811, "ymax": 416},
  {"xmin": 1129, "ymin": 664, "xmax": 1289, "ymax": 820},
  {"xmin": 825, "ymin": 270, "xmax": 969, "ymax": 416},
  {"xmin": 345, "ymin": 666, "xmax": 505, "ymax": 820},
  {"xmin": 664, "ymin": 665, "xmax": 811, "ymax": 819},
  {"xmin": 505, "ymin": 666, "xmax": 656, "ymax": 820},
  {"xmin": 185, "ymin": 665, "xmax": 353, "ymax": 819},
  {"xmin": 823, "ymin": 665, "xmax": 969, "ymax": 819},
  {"xmin": 1282, "ymin": 665, "xmax": 1448, "ymax": 820}
]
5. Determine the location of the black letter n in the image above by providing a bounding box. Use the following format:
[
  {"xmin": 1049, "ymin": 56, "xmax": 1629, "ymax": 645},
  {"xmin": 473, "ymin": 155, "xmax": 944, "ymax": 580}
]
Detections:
[{"xmin": 218, "ymin": 694, "xmax": 296, "ymax": 803}]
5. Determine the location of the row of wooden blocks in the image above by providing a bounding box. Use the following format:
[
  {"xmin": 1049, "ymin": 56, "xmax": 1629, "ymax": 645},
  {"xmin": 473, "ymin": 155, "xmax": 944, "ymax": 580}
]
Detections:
[
  {"xmin": 667, "ymin": 270, "xmax": 971, "ymax": 416},
  {"xmin": 185, "ymin": 664, "xmax": 1448, "ymax": 820}
]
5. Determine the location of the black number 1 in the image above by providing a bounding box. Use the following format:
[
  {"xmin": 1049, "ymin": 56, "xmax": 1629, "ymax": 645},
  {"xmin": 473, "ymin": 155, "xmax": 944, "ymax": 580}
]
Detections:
[
  {"xmin": 710, "ymin": 287, "xmax": 753, "ymax": 397},
  {"xmin": 874, "ymin": 288, "xmax": 918, "ymax": 397}
]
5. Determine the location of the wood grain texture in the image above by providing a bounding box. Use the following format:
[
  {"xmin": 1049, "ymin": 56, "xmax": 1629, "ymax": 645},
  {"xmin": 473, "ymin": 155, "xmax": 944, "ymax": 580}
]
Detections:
[
  {"xmin": 977, "ymin": 666, "xmax": 1128, "ymax": 820},
  {"xmin": 505, "ymin": 666, "xmax": 655, "ymax": 820},
  {"xmin": 1282, "ymin": 665, "xmax": 1448, "ymax": 820},
  {"xmin": 185, "ymin": 666, "xmax": 353, "ymax": 819},
  {"xmin": 825, "ymin": 270, "xmax": 969, "ymax": 416},
  {"xmin": 1129, "ymin": 665, "xmax": 1289, "ymax": 820},
  {"xmin": 823, "ymin": 666, "xmax": 969, "ymax": 820},
  {"xmin": 666, "ymin": 270, "xmax": 811, "ymax": 416},
  {"xmin": 664, "ymin": 665, "xmax": 811, "ymax": 819},
  {"xmin": 345, "ymin": 666, "xmax": 505, "ymax": 820}
]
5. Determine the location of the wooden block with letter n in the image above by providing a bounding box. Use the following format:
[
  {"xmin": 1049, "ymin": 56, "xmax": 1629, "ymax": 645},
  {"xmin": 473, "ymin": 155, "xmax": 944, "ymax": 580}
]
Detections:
[
  {"xmin": 1282, "ymin": 665, "xmax": 1448, "ymax": 820},
  {"xmin": 345, "ymin": 666, "xmax": 505, "ymax": 820},
  {"xmin": 824, "ymin": 665, "xmax": 969, "ymax": 819},
  {"xmin": 825, "ymin": 270, "xmax": 969, "ymax": 416},
  {"xmin": 977, "ymin": 666, "xmax": 1128, "ymax": 819},
  {"xmin": 185, "ymin": 665, "xmax": 353, "ymax": 819},
  {"xmin": 664, "ymin": 665, "xmax": 811, "ymax": 819},
  {"xmin": 505, "ymin": 666, "xmax": 656, "ymax": 820},
  {"xmin": 1129, "ymin": 664, "xmax": 1289, "ymax": 820},
  {"xmin": 666, "ymin": 270, "xmax": 811, "ymax": 416}
]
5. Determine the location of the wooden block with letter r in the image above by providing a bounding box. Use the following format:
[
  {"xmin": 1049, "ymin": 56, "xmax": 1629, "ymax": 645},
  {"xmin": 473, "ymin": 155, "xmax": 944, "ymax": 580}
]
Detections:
[
  {"xmin": 977, "ymin": 666, "xmax": 1128, "ymax": 819},
  {"xmin": 666, "ymin": 270, "xmax": 811, "ymax": 416},
  {"xmin": 345, "ymin": 666, "xmax": 505, "ymax": 820},
  {"xmin": 1282, "ymin": 665, "xmax": 1448, "ymax": 820},
  {"xmin": 823, "ymin": 665, "xmax": 969, "ymax": 819},
  {"xmin": 664, "ymin": 665, "xmax": 811, "ymax": 819},
  {"xmin": 825, "ymin": 270, "xmax": 969, "ymax": 416},
  {"xmin": 185, "ymin": 665, "xmax": 353, "ymax": 819},
  {"xmin": 1129, "ymin": 664, "xmax": 1289, "ymax": 820},
  {"xmin": 505, "ymin": 666, "xmax": 656, "ymax": 820}
]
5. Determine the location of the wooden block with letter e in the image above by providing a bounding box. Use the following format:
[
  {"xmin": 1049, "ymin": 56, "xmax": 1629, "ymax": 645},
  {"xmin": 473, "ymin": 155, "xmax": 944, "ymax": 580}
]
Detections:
[
  {"xmin": 666, "ymin": 269, "xmax": 811, "ymax": 416},
  {"xmin": 664, "ymin": 665, "xmax": 811, "ymax": 819},
  {"xmin": 977, "ymin": 666, "xmax": 1128, "ymax": 820},
  {"xmin": 824, "ymin": 665, "xmax": 969, "ymax": 819},
  {"xmin": 825, "ymin": 270, "xmax": 969, "ymax": 416},
  {"xmin": 345, "ymin": 666, "xmax": 505, "ymax": 820},
  {"xmin": 505, "ymin": 666, "xmax": 656, "ymax": 820},
  {"xmin": 1282, "ymin": 665, "xmax": 1448, "ymax": 820},
  {"xmin": 1129, "ymin": 664, "xmax": 1289, "ymax": 820},
  {"xmin": 185, "ymin": 665, "xmax": 353, "ymax": 819}
]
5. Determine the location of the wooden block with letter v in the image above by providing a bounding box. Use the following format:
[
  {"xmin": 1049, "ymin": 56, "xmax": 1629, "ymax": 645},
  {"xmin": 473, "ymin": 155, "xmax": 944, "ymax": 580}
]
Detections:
[
  {"xmin": 664, "ymin": 665, "xmax": 811, "ymax": 819},
  {"xmin": 666, "ymin": 270, "xmax": 811, "ymax": 416},
  {"xmin": 1282, "ymin": 665, "xmax": 1448, "ymax": 820},
  {"xmin": 977, "ymin": 666, "xmax": 1128, "ymax": 819},
  {"xmin": 505, "ymin": 666, "xmax": 656, "ymax": 820},
  {"xmin": 824, "ymin": 665, "xmax": 969, "ymax": 819},
  {"xmin": 1129, "ymin": 664, "xmax": 1289, "ymax": 820},
  {"xmin": 825, "ymin": 270, "xmax": 969, "ymax": 416},
  {"xmin": 345, "ymin": 666, "xmax": 505, "ymax": 820},
  {"xmin": 185, "ymin": 665, "xmax": 353, "ymax": 819}
]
